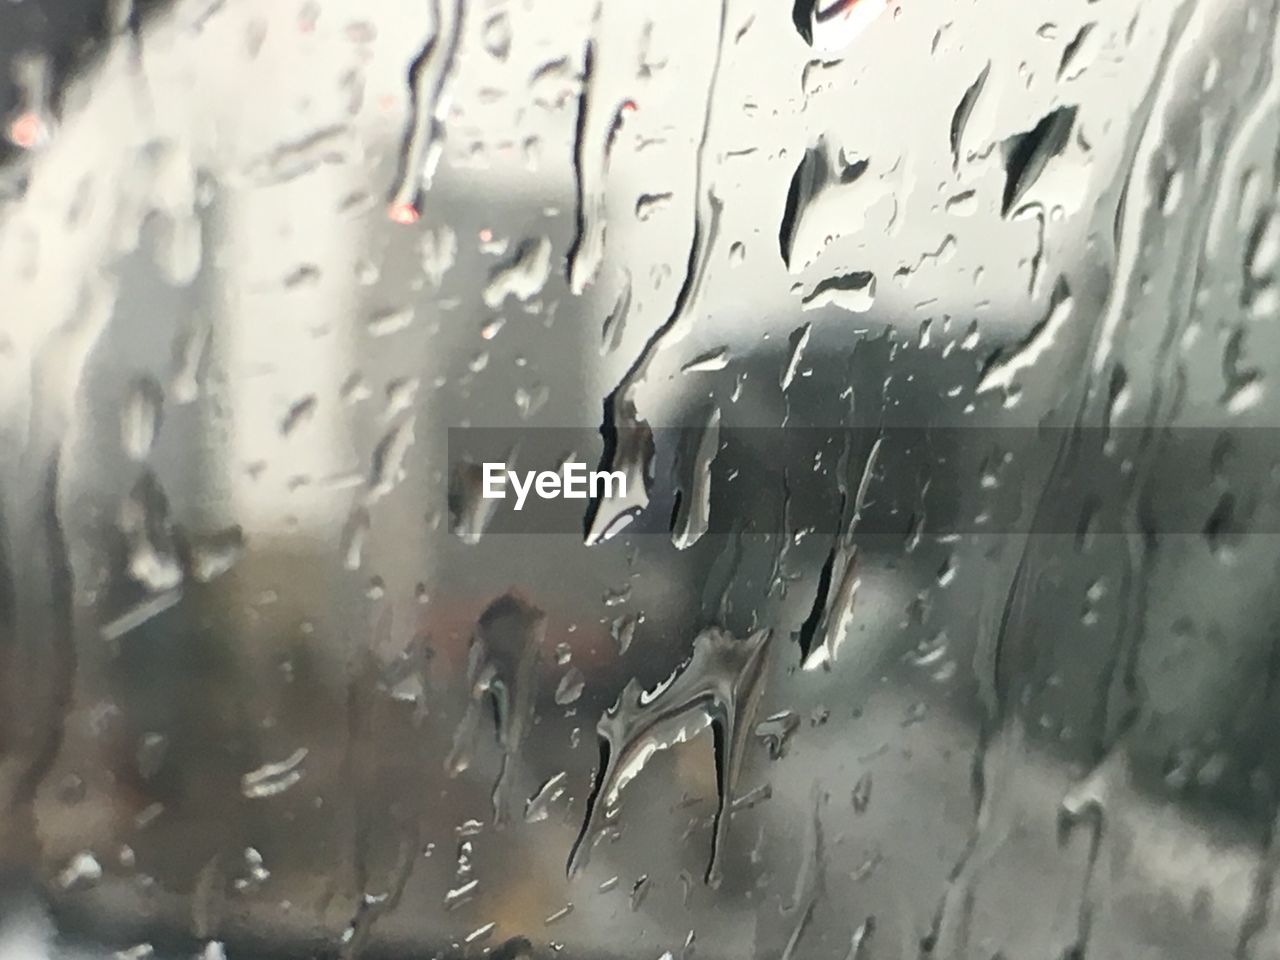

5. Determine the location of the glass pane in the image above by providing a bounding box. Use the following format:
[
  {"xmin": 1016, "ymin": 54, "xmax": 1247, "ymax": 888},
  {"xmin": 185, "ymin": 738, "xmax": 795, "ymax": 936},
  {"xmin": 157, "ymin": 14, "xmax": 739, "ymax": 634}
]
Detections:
[{"xmin": 2, "ymin": 0, "xmax": 1278, "ymax": 958}]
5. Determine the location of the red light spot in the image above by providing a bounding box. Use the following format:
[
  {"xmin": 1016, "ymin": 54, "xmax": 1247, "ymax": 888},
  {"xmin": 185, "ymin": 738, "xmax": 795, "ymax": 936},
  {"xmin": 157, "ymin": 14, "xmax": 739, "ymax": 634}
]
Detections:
[
  {"xmin": 8, "ymin": 112, "xmax": 41, "ymax": 149},
  {"xmin": 621, "ymin": 99, "xmax": 638, "ymax": 114},
  {"xmin": 479, "ymin": 228, "xmax": 493, "ymax": 243},
  {"xmin": 388, "ymin": 202, "xmax": 419, "ymax": 225}
]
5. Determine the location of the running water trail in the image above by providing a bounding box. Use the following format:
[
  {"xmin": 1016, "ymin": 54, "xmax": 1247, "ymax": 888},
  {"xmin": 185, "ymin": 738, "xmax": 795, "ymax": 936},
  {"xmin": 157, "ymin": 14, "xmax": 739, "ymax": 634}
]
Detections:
[
  {"xmin": 568, "ymin": 625, "xmax": 771, "ymax": 885},
  {"xmin": 584, "ymin": 0, "xmax": 729, "ymax": 545},
  {"xmin": 388, "ymin": 0, "xmax": 465, "ymax": 219}
]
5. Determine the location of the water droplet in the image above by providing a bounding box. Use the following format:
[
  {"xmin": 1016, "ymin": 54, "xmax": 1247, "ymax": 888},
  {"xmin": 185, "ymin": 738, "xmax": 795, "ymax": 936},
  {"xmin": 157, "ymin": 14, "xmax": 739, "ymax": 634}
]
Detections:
[
  {"xmin": 366, "ymin": 305, "xmax": 415, "ymax": 338},
  {"xmin": 280, "ymin": 395, "xmax": 317, "ymax": 437},
  {"xmin": 678, "ymin": 346, "xmax": 729, "ymax": 374},
  {"xmin": 851, "ymin": 772, "xmax": 872, "ymax": 813},
  {"xmin": 444, "ymin": 878, "xmax": 479, "ymax": 911},
  {"xmin": 233, "ymin": 847, "xmax": 270, "ymax": 892},
  {"xmin": 610, "ymin": 612, "xmax": 643, "ymax": 654},
  {"xmin": 1001, "ymin": 107, "xmax": 1077, "ymax": 216},
  {"xmin": 188, "ymin": 527, "xmax": 244, "ymax": 583},
  {"xmin": 58, "ymin": 852, "xmax": 103, "ymax": 890},
  {"xmin": 793, "ymin": 0, "xmax": 890, "ymax": 53},
  {"xmin": 945, "ymin": 190, "xmax": 978, "ymax": 216},
  {"xmin": 601, "ymin": 275, "xmax": 633, "ymax": 355},
  {"xmin": 481, "ymin": 11, "xmax": 512, "ymax": 60},
  {"xmin": 169, "ymin": 317, "xmax": 210, "ymax": 405},
  {"xmin": 121, "ymin": 377, "xmax": 164, "ymax": 462},
  {"xmin": 977, "ymin": 277, "xmax": 1073, "ymax": 395},
  {"xmin": 515, "ymin": 383, "xmax": 550, "ymax": 419},
  {"xmin": 801, "ymin": 271, "xmax": 876, "ymax": 313},
  {"xmin": 241, "ymin": 748, "xmax": 308, "ymax": 799},
  {"xmin": 483, "ymin": 236, "xmax": 553, "ymax": 308},
  {"xmin": 525, "ymin": 771, "xmax": 567, "ymax": 823},
  {"xmin": 449, "ymin": 460, "xmax": 502, "ymax": 545},
  {"xmin": 120, "ymin": 473, "xmax": 183, "ymax": 593},
  {"xmin": 555, "ymin": 667, "xmax": 586, "ymax": 706},
  {"xmin": 1058, "ymin": 22, "xmax": 1099, "ymax": 81},
  {"xmin": 367, "ymin": 414, "xmax": 416, "ymax": 502},
  {"xmin": 780, "ymin": 138, "xmax": 870, "ymax": 272},
  {"xmin": 755, "ymin": 711, "xmax": 800, "ymax": 760},
  {"xmin": 635, "ymin": 192, "xmax": 673, "ymax": 221},
  {"xmin": 420, "ymin": 224, "xmax": 457, "ymax": 286}
]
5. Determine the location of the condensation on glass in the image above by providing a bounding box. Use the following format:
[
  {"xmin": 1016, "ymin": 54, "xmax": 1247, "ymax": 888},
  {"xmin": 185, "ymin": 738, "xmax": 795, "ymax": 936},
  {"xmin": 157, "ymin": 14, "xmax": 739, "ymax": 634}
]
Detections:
[{"xmin": 1, "ymin": 0, "xmax": 1279, "ymax": 958}]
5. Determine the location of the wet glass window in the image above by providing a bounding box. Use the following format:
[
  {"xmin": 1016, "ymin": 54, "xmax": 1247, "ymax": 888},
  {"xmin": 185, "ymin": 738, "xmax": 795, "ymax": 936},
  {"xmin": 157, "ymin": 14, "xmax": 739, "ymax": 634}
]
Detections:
[{"xmin": 2, "ymin": 0, "xmax": 1280, "ymax": 958}]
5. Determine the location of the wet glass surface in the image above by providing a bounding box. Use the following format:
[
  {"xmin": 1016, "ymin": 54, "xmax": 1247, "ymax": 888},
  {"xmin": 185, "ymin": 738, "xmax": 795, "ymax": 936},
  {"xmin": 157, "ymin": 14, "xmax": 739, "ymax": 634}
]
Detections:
[{"xmin": 3, "ymin": 0, "xmax": 1280, "ymax": 957}]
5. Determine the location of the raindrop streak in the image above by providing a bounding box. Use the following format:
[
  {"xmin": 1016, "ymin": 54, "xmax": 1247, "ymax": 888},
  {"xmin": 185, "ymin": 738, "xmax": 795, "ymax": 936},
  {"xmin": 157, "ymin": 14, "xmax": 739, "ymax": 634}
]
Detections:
[
  {"xmin": 950, "ymin": 62, "xmax": 991, "ymax": 171},
  {"xmin": 170, "ymin": 316, "xmax": 210, "ymax": 404},
  {"xmin": 100, "ymin": 590, "xmax": 181, "ymax": 642},
  {"xmin": 446, "ymin": 593, "xmax": 543, "ymax": 823},
  {"xmin": 568, "ymin": 626, "xmax": 771, "ymax": 885},
  {"xmin": 976, "ymin": 277, "xmax": 1074, "ymax": 395},
  {"xmin": 781, "ymin": 324, "xmax": 812, "ymax": 392},
  {"xmin": 121, "ymin": 376, "xmax": 164, "ymax": 462},
  {"xmin": 600, "ymin": 273, "xmax": 633, "ymax": 355},
  {"xmin": 389, "ymin": 0, "xmax": 466, "ymax": 215},
  {"xmin": 781, "ymin": 788, "xmax": 826, "ymax": 960},
  {"xmin": 567, "ymin": 0, "xmax": 649, "ymax": 293},
  {"xmin": 421, "ymin": 224, "xmax": 458, "ymax": 286},
  {"xmin": 584, "ymin": 0, "xmax": 728, "ymax": 545},
  {"xmin": 1220, "ymin": 327, "xmax": 1263, "ymax": 413},
  {"xmin": 341, "ymin": 506, "xmax": 370, "ymax": 570},
  {"xmin": 567, "ymin": 43, "xmax": 626, "ymax": 294},
  {"xmin": 798, "ymin": 436, "xmax": 880, "ymax": 671},
  {"xmin": 444, "ymin": 879, "xmax": 479, "ymax": 911},
  {"xmin": 367, "ymin": 413, "xmax": 416, "ymax": 503},
  {"xmin": 671, "ymin": 405, "xmax": 721, "ymax": 550}
]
